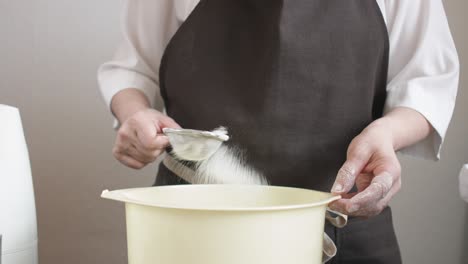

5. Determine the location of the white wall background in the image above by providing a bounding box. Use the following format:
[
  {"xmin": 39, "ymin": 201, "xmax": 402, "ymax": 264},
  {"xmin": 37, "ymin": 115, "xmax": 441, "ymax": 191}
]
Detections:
[
  {"xmin": 0, "ymin": 0, "xmax": 466, "ymax": 263},
  {"xmin": 390, "ymin": 1, "xmax": 468, "ymax": 263}
]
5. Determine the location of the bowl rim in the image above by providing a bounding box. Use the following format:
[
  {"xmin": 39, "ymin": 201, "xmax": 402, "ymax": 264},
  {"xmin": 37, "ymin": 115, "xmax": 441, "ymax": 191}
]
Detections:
[{"xmin": 101, "ymin": 185, "xmax": 341, "ymax": 212}]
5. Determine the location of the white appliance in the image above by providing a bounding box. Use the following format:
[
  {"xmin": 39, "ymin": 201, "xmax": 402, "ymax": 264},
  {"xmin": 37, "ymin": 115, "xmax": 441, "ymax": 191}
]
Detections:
[
  {"xmin": 0, "ymin": 105, "xmax": 38, "ymax": 264},
  {"xmin": 459, "ymin": 164, "xmax": 468, "ymax": 203}
]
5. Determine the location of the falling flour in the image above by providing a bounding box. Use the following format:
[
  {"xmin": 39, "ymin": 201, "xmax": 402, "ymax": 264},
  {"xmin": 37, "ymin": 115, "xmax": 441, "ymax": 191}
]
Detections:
[
  {"xmin": 166, "ymin": 127, "xmax": 268, "ymax": 185},
  {"xmin": 192, "ymin": 145, "xmax": 268, "ymax": 185}
]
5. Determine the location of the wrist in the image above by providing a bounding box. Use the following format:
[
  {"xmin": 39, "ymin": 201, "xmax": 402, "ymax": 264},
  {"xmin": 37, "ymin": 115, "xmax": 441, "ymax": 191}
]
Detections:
[
  {"xmin": 117, "ymin": 102, "xmax": 151, "ymax": 123},
  {"xmin": 362, "ymin": 118, "xmax": 398, "ymax": 150},
  {"xmin": 364, "ymin": 107, "xmax": 432, "ymax": 152},
  {"xmin": 111, "ymin": 88, "xmax": 152, "ymax": 124}
]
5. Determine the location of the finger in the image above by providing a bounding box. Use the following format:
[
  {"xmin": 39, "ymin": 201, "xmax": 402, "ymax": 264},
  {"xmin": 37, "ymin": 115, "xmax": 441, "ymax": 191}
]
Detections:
[
  {"xmin": 355, "ymin": 173, "xmax": 373, "ymax": 192},
  {"xmin": 329, "ymin": 173, "xmax": 371, "ymax": 213},
  {"xmin": 113, "ymin": 139, "xmax": 131, "ymax": 157},
  {"xmin": 133, "ymin": 118, "xmax": 159, "ymax": 148},
  {"xmin": 346, "ymin": 172, "xmax": 393, "ymax": 214},
  {"xmin": 121, "ymin": 155, "xmax": 145, "ymax": 169},
  {"xmin": 135, "ymin": 134, "xmax": 170, "ymax": 152},
  {"xmin": 328, "ymin": 192, "xmax": 357, "ymax": 214},
  {"xmin": 132, "ymin": 146, "xmax": 164, "ymax": 163},
  {"xmin": 350, "ymin": 181, "xmax": 401, "ymax": 218},
  {"xmin": 335, "ymin": 161, "xmax": 400, "ymax": 217},
  {"xmin": 132, "ymin": 143, "xmax": 165, "ymax": 159},
  {"xmin": 132, "ymin": 134, "xmax": 169, "ymax": 154},
  {"xmin": 114, "ymin": 152, "xmax": 145, "ymax": 169},
  {"xmin": 153, "ymin": 135, "xmax": 170, "ymax": 149},
  {"xmin": 158, "ymin": 115, "xmax": 181, "ymax": 129},
  {"xmin": 126, "ymin": 146, "xmax": 157, "ymax": 164},
  {"xmin": 114, "ymin": 140, "xmax": 155, "ymax": 164},
  {"xmin": 375, "ymin": 176, "xmax": 401, "ymax": 210},
  {"xmin": 331, "ymin": 142, "xmax": 373, "ymax": 194},
  {"xmin": 116, "ymin": 125, "xmax": 136, "ymax": 145}
]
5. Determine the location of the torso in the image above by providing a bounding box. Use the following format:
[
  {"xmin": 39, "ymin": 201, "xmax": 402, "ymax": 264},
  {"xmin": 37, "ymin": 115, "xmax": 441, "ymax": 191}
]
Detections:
[{"xmin": 159, "ymin": 0, "xmax": 389, "ymax": 191}]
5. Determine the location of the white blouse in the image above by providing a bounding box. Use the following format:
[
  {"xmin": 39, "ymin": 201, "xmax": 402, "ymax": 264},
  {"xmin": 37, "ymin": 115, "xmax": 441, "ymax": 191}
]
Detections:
[{"xmin": 98, "ymin": 0, "xmax": 459, "ymax": 160}]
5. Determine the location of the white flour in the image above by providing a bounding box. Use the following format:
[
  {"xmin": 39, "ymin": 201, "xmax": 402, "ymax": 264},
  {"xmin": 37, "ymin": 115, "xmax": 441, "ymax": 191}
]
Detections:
[
  {"xmin": 163, "ymin": 127, "xmax": 229, "ymax": 161},
  {"xmin": 166, "ymin": 127, "xmax": 268, "ymax": 185},
  {"xmin": 192, "ymin": 145, "xmax": 268, "ymax": 185}
]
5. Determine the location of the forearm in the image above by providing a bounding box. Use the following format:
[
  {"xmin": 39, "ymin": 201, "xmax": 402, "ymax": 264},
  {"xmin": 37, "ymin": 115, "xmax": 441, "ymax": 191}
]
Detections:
[
  {"xmin": 331, "ymin": 107, "xmax": 430, "ymax": 215},
  {"xmin": 365, "ymin": 107, "xmax": 433, "ymax": 151},
  {"xmin": 111, "ymin": 88, "xmax": 152, "ymax": 124}
]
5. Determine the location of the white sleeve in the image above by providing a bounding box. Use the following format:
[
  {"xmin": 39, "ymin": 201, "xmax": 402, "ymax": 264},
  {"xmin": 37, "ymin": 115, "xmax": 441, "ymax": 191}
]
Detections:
[
  {"xmin": 97, "ymin": 0, "xmax": 198, "ymax": 127},
  {"xmin": 383, "ymin": 0, "xmax": 460, "ymax": 160}
]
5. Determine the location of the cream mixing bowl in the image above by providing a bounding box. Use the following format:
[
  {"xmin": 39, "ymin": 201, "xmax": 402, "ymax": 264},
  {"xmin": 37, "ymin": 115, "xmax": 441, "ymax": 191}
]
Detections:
[{"xmin": 102, "ymin": 184, "xmax": 342, "ymax": 264}]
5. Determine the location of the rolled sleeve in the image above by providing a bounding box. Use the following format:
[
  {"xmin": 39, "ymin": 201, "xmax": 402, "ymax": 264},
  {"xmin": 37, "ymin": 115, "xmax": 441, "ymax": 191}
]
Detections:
[
  {"xmin": 98, "ymin": 65, "xmax": 160, "ymax": 111},
  {"xmin": 97, "ymin": 0, "xmax": 197, "ymax": 128},
  {"xmin": 383, "ymin": 0, "xmax": 460, "ymax": 160}
]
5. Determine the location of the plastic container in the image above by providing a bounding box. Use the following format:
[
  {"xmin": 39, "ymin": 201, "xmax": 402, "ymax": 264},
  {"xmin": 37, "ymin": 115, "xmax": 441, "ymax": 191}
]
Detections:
[{"xmin": 102, "ymin": 184, "xmax": 340, "ymax": 264}]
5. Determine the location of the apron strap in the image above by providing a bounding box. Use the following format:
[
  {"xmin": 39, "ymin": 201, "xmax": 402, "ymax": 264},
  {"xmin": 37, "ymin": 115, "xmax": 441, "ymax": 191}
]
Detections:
[
  {"xmin": 326, "ymin": 208, "xmax": 348, "ymax": 228},
  {"xmin": 162, "ymin": 155, "xmax": 347, "ymax": 263},
  {"xmin": 322, "ymin": 209, "xmax": 348, "ymax": 263},
  {"xmin": 322, "ymin": 232, "xmax": 337, "ymax": 263}
]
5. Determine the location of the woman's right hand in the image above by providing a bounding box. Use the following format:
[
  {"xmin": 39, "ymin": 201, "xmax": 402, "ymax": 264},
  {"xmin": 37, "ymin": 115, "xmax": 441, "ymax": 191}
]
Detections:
[
  {"xmin": 113, "ymin": 108, "xmax": 180, "ymax": 169},
  {"xmin": 110, "ymin": 88, "xmax": 180, "ymax": 169}
]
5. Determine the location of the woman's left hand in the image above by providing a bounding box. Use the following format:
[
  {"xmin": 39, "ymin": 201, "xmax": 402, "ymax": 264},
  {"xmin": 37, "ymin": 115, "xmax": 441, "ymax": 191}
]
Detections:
[{"xmin": 329, "ymin": 121, "xmax": 402, "ymax": 218}]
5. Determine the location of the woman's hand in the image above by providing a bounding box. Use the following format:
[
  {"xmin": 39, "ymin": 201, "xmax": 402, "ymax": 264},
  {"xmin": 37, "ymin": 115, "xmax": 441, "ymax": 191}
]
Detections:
[
  {"xmin": 330, "ymin": 107, "xmax": 432, "ymax": 217},
  {"xmin": 111, "ymin": 88, "xmax": 180, "ymax": 169},
  {"xmin": 113, "ymin": 109, "xmax": 180, "ymax": 169},
  {"xmin": 329, "ymin": 122, "xmax": 401, "ymax": 217}
]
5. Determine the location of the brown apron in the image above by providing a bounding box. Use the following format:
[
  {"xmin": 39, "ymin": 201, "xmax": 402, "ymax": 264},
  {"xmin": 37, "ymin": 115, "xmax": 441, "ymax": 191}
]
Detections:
[{"xmin": 156, "ymin": 0, "xmax": 401, "ymax": 263}]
